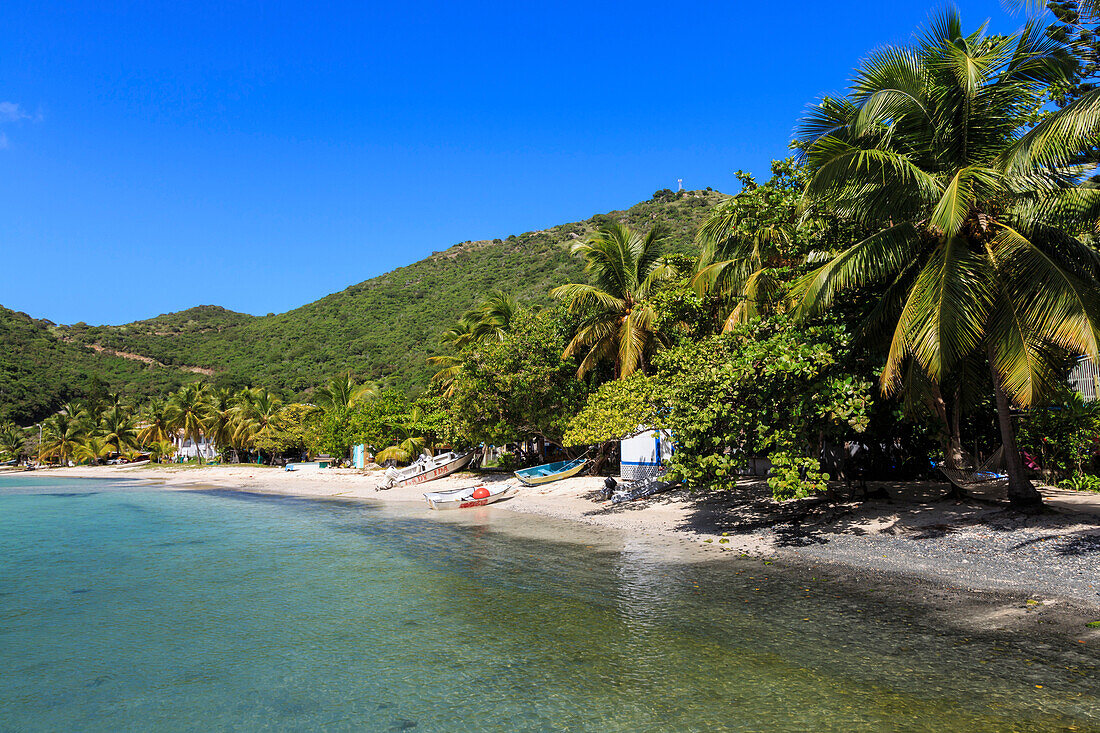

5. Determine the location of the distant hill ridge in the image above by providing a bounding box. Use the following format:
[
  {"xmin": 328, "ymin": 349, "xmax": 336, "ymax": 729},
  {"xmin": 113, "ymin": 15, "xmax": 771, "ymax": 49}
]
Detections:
[{"xmin": 0, "ymin": 189, "xmax": 727, "ymax": 424}]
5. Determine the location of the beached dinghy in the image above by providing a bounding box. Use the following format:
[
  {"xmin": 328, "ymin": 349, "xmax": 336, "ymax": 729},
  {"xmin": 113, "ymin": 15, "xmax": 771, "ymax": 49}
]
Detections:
[
  {"xmin": 513, "ymin": 457, "xmax": 587, "ymax": 486},
  {"xmin": 424, "ymin": 483, "xmax": 518, "ymax": 510},
  {"xmin": 601, "ymin": 473, "xmax": 674, "ymax": 504},
  {"xmin": 383, "ymin": 451, "xmax": 473, "ymax": 488}
]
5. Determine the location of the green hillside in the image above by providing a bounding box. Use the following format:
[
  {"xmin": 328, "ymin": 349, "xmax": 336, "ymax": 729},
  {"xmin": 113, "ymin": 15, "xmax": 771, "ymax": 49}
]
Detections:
[
  {"xmin": 0, "ymin": 307, "xmax": 202, "ymax": 424},
  {"xmin": 2, "ymin": 189, "xmax": 725, "ymax": 423}
]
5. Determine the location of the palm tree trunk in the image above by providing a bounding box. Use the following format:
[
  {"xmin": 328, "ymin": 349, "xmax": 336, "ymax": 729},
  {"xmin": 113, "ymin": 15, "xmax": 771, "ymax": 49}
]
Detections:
[
  {"xmin": 988, "ymin": 360, "xmax": 1042, "ymax": 507},
  {"xmin": 930, "ymin": 383, "xmax": 968, "ymax": 500}
]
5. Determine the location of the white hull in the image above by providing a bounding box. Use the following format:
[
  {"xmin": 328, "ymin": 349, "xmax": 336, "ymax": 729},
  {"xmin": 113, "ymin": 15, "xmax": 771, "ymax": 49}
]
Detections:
[
  {"xmin": 424, "ymin": 483, "xmax": 518, "ymax": 510},
  {"xmin": 383, "ymin": 452, "xmax": 473, "ymax": 488}
]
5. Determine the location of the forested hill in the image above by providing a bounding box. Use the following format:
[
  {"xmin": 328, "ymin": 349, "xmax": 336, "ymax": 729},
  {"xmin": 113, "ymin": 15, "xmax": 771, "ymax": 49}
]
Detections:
[{"xmin": 1, "ymin": 189, "xmax": 726, "ymax": 424}]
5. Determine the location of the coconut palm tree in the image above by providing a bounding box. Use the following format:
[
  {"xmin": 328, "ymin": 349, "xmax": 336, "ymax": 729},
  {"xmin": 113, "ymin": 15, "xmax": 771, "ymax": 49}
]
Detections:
[
  {"xmin": 693, "ymin": 166, "xmax": 806, "ymax": 330},
  {"xmin": 233, "ymin": 387, "xmax": 283, "ymax": 460},
  {"xmin": 168, "ymin": 383, "xmax": 212, "ymax": 462},
  {"xmin": 374, "ymin": 408, "xmax": 431, "ymax": 464},
  {"xmin": 205, "ymin": 387, "xmax": 240, "ymax": 460},
  {"xmin": 791, "ymin": 10, "xmax": 1100, "ymax": 505},
  {"xmin": 148, "ymin": 439, "xmax": 176, "ymax": 464},
  {"xmin": 428, "ymin": 293, "xmax": 518, "ymax": 394},
  {"xmin": 100, "ymin": 406, "xmax": 138, "ymax": 457},
  {"xmin": 469, "ymin": 290, "xmax": 517, "ymax": 342},
  {"xmin": 0, "ymin": 422, "xmax": 25, "ymax": 462},
  {"xmin": 74, "ymin": 435, "xmax": 112, "ymax": 466},
  {"xmin": 40, "ymin": 412, "xmax": 85, "ymax": 466},
  {"xmin": 137, "ymin": 398, "xmax": 174, "ymax": 447},
  {"xmin": 314, "ymin": 373, "xmax": 379, "ymax": 413},
  {"xmin": 551, "ymin": 222, "xmax": 676, "ymax": 378}
]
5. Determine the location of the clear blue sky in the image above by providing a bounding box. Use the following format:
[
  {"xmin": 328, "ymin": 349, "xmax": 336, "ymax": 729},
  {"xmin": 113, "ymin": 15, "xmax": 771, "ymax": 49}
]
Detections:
[{"xmin": 2, "ymin": 0, "xmax": 1025, "ymax": 325}]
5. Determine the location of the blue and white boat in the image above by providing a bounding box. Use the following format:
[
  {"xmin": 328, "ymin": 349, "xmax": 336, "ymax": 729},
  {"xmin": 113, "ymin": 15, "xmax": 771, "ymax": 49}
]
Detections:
[{"xmin": 513, "ymin": 457, "xmax": 587, "ymax": 486}]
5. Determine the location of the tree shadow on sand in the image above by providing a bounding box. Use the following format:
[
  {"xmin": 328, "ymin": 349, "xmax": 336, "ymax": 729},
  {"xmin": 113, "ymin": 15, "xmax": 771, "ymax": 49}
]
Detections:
[{"xmin": 585, "ymin": 478, "xmax": 1100, "ymax": 551}]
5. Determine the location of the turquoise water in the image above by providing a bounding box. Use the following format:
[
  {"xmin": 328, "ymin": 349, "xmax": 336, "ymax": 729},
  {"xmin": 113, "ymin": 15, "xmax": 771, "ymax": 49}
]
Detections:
[{"xmin": 1, "ymin": 477, "xmax": 1098, "ymax": 731}]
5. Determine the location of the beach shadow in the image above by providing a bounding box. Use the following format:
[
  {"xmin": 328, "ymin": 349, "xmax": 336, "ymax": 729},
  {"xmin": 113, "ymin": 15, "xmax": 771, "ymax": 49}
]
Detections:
[{"xmin": 670, "ymin": 478, "xmax": 1100, "ymax": 549}]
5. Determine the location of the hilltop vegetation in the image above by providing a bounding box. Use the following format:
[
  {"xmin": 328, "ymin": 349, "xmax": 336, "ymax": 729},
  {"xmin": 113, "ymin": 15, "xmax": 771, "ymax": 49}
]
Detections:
[
  {"xmin": 1, "ymin": 190, "xmax": 725, "ymax": 424},
  {"xmin": 0, "ymin": 307, "xmax": 198, "ymax": 424}
]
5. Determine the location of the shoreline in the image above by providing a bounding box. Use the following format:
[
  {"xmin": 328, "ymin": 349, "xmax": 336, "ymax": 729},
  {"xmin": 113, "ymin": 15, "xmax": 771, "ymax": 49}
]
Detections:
[{"xmin": 7, "ymin": 463, "xmax": 1100, "ymax": 634}]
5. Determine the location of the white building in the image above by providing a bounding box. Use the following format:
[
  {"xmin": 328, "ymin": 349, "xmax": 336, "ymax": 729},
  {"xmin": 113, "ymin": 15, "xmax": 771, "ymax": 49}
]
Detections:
[
  {"xmin": 175, "ymin": 433, "xmax": 217, "ymax": 460},
  {"xmin": 1069, "ymin": 356, "xmax": 1098, "ymax": 402},
  {"xmin": 620, "ymin": 427, "xmax": 674, "ymax": 481}
]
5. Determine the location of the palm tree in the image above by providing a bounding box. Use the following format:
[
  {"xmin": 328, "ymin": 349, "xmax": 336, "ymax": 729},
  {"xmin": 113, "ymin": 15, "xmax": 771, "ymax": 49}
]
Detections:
[
  {"xmin": 148, "ymin": 439, "xmax": 176, "ymax": 464},
  {"xmin": 100, "ymin": 406, "xmax": 138, "ymax": 457},
  {"xmin": 0, "ymin": 422, "xmax": 25, "ymax": 462},
  {"xmin": 314, "ymin": 373, "xmax": 379, "ymax": 413},
  {"xmin": 428, "ymin": 293, "xmax": 517, "ymax": 394},
  {"xmin": 551, "ymin": 222, "xmax": 676, "ymax": 378},
  {"xmin": 137, "ymin": 398, "xmax": 173, "ymax": 447},
  {"xmin": 374, "ymin": 408, "xmax": 431, "ymax": 464},
  {"xmin": 469, "ymin": 290, "xmax": 517, "ymax": 342},
  {"xmin": 40, "ymin": 412, "xmax": 85, "ymax": 466},
  {"xmin": 168, "ymin": 383, "xmax": 212, "ymax": 462},
  {"xmin": 74, "ymin": 435, "xmax": 112, "ymax": 465},
  {"xmin": 693, "ymin": 168, "xmax": 803, "ymax": 330},
  {"xmin": 233, "ymin": 387, "xmax": 283, "ymax": 460},
  {"xmin": 205, "ymin": 388, "xmax": 241, "ymax": 460},
  {"xmin": 792, "ymin": 10, "xmax": 1100, "ymax": 505}
]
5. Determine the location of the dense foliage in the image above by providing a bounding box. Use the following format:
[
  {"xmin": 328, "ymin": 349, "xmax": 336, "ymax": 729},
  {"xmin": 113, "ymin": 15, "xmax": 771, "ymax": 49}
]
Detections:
[
  {"xmin": 447, "ymin": 309, "xmax": 587, "ymax": 449},
  {"xmin": 655, "ymin": 317, "xmax": 873, "ymax": 493}
]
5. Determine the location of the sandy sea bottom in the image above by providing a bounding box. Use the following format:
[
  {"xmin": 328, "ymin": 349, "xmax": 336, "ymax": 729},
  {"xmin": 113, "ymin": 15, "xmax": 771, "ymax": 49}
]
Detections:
[{"xmin": 0, "ymin": 475, "xmax": 1098, "ymax": 732}]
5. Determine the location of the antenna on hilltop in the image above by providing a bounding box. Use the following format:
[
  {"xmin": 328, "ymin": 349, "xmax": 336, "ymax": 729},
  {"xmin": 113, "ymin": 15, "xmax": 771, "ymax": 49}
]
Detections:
[{"xmin": 677, "ymin": 178, "xmax": 683, "ymax": 191}]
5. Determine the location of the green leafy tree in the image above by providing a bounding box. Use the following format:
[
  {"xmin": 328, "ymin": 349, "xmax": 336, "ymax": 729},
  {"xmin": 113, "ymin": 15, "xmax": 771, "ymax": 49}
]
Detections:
[
  {"xmin": 447, "ymin": 309, "xmax": 588, "ymax": 451},
  {"xmin": 656, "ymin": 317, "xmax": 872, "ymax": 498},
  {"xmin": 793, "ymin": 10, "xmax": 1100, "ymax": 505},
  {"xmin": 564, "ymin": 372, "xmax": 660, "ymax": 446},
  {"xmin": 253, "ymin": 403, "xmax": 317, "ymax": 458},
  {"xmin": 693, "ymin": 161, "xmax": 807, "ymax": 330},
  {"xmin": 551, "ymin": 222, "xmax": 677, "ymax": 378},
  {"xmin": 1018, "ymin": 388, "xmax": 1100, "ymax": 479}
]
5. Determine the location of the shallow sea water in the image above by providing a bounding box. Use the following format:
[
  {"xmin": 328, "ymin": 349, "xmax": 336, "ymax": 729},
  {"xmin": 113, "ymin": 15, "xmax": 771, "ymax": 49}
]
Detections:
[{"xmin": 0, "ymin": 476, "xmax": 1098, "ymax": 731}]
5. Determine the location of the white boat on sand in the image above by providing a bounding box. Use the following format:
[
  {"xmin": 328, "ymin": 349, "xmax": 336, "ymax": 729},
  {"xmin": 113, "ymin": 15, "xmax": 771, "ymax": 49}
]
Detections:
[
  {"xmin": 383, "ymin": 451, "xmax": 473, "ymax": 488},
  {"xmin": 424, "ymin": 483, "xmax": 518, "ymax": 510}
]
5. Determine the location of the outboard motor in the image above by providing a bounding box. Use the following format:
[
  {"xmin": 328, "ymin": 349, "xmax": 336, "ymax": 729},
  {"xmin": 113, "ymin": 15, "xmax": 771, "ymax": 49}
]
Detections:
[{"xmin": 601, "ymin": 477, "xmax": 617, "ymax": 501}]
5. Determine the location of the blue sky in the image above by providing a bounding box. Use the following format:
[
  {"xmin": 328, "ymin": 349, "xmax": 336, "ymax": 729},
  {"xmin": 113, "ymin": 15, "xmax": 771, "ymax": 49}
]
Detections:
[{"xmin": 2, "ymin": 0, "xmax": 1026, "ymax": 325}]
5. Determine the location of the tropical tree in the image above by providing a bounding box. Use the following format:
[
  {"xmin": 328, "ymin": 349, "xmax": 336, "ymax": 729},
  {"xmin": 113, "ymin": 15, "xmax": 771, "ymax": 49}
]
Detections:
[
  {"xmin": 792, "ymin": 10, "xmax": 1100, "ymax": 505},
  {"xmin": 234, "ymin": 387, "xmax": 283, "ymax": 459},
  {"xmin": 428, "ymin": 292, "xmax": 519, "ymax": 394},
  {"xmin": 137, "ymin": 398, "xmax": 174, "ymax": 447},
  {"xmin": 469, "ymin": 290, "xmax": 517, "ymax": 342},
  {"xmin": 148, "ymin": 439, "xmax": 176, "ymax": 464},
  {"xmin": 693, "ymin": 163, "xmax": 805, "ymax": 330},
  {"xmin": 40, "ymin": 412, "xmax": 85, "ymax": 466},
  {"xmin": 374, "ymin": 407, "xmax": 431, "ymax": 465},
  {"xmin": 168, "ymin": 383, "xmax": 212, "ymax": 462},
  {"xmin": 314, "ymin": 373, "xmax": 379, "ymax": 413},
  {"xmin": 74, "ymin": 435, "xmax": 112, "ymax": 466},
  {"xmin": 0, "ymin": 422, "xmax": 25, "ymax": 462},
  {"xmin": 100, "ymin": 406, "xmax": 138, "ymax": 456},
  {"xmin": 551, "ymin": 222, "xmax": 676, "ymax": 378},
  {"xmin": 205, "ymin": 388, "xmax": 241, "ymax": 459}
]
